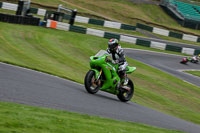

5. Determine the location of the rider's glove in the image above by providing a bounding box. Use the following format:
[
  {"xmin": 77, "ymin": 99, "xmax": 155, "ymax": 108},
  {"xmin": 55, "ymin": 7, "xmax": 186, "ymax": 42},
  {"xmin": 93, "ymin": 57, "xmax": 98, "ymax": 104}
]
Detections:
[{"xmin": 112, "ymin": 60, "xmax": 119, "ymax": 64}]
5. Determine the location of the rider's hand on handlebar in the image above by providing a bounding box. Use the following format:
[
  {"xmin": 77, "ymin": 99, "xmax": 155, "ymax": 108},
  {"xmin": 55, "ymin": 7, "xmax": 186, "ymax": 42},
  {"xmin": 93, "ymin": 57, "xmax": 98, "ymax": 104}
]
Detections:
[
  {"xmin": 106, "ymin": 58, "xmax": 112, "ymax": 63},
  {"xmin": 112, "ymin": 60, "xmax": 119, "ymax": 65}
]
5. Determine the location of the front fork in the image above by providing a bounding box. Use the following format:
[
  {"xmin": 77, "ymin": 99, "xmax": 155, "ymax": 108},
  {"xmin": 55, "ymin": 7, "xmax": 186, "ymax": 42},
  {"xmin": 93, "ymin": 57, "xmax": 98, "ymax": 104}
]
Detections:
[
  {"xmin": 90, "ymin": 69, "xmax": 102, "ymax": 86},
  {"xmin": 96, "ymin": 69, "xmax": 102, "ymax": 81}
]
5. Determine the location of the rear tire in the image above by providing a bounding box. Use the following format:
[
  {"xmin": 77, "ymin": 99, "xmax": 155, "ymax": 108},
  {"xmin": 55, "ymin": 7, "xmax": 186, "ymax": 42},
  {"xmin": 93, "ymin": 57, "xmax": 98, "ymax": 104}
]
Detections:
[
  {"xmin": 180, "ymin": 61, "xmax": 187, "ymax": 64},
  {"xmin": 117, "ymin": 78, "xmax": 134, "ymax": 102},
  {"xmin": 84, "ymin": 70, "xmax": 100, "ymax": 94}
]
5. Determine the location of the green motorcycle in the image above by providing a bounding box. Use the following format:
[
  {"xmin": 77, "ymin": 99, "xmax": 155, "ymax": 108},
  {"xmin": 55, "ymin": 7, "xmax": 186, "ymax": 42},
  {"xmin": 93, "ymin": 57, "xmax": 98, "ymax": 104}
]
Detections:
[{"xmin": 84, "ymin": 50, "xmax": 136, "ymax": 102}]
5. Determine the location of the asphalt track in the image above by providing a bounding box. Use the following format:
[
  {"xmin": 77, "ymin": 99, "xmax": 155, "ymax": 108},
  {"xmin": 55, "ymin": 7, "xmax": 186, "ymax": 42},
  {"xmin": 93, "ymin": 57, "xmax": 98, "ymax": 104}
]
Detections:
[
  {"xmin": 125, "ymin": 49, "xmax": 200, "ymax": 87},
  {"xmin": 0, "ymin": 49, "xmax": 200, "ymax": 133}
]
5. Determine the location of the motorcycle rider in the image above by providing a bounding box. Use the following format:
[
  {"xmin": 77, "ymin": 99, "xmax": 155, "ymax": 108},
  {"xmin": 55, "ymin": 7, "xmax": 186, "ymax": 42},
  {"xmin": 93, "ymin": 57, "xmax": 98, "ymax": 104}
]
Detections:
[
  {"xmin": 106, "ymin": 38, "xmax": 129, "ymax": 86},
  {"xmin": 190, "ymin": 54, "xmax": 200, "ymax": 63},
  {"xmin": 197, "ymin": 54, "xmax": 200, "ymax": 60},
  {"xmin": 191, "ymin": 55, "xmax": 198, "ymax": 61}
]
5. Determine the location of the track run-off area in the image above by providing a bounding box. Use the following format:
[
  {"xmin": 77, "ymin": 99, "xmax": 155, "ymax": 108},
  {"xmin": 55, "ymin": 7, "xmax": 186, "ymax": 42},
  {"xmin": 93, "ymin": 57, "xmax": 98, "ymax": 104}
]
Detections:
[{"xmin": 0, "ymin": 49, "xmax": 200, "ymax": 133}]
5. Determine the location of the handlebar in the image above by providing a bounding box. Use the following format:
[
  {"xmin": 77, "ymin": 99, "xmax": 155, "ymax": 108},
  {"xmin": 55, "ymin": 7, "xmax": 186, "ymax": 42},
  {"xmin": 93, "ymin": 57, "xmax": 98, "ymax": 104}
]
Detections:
[{"xmin": 105, "ymin": 57, "xmax": 112, "ymax": 63}]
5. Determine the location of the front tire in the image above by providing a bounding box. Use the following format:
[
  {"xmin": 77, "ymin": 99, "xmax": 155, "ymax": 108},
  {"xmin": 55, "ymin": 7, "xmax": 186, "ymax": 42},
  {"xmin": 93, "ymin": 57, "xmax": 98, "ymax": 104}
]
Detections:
[
  {"xmin": 84, "ymin": 70, "xmax": 100, "ymax": 94},
  {"xmin": 117, "ymin": 78, "xmax": 134, "ymax": 102}
]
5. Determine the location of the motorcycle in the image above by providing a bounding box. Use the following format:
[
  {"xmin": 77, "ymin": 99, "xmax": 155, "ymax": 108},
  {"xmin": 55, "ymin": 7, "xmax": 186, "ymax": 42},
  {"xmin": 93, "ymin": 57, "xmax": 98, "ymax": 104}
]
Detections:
[
  {"xmin": 180, "ymin": 57, "xmax": 190, "ymax": 64},
  {"xmin": 190, "ymin": 56, "xmax": 199, "ymax": 63},
  {"xmin": 84, "ymin": 50, "xmax": 136, "ymax": 102}
]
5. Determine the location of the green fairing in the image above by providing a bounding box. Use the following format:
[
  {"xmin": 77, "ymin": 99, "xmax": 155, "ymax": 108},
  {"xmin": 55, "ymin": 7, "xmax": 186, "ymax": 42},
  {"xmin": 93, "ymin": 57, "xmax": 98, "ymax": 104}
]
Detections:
[
  {"xmin": 187, "ymin": 57, "xmax": 192, "ymax": 61},
  {"xmin": 126, "ymin": 66, "xmax": 136, "ymax": 74},
  {"xmin": 89, "ymin": 50, "xmax": 136, "ymax": 95}
]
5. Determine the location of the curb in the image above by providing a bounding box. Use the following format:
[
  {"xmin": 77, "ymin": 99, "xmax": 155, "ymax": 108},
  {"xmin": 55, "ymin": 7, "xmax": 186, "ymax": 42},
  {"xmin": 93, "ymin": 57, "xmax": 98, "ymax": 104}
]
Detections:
[{"xmin": 46, "ymin": 20, "xmax": 200, "ymax": 55}]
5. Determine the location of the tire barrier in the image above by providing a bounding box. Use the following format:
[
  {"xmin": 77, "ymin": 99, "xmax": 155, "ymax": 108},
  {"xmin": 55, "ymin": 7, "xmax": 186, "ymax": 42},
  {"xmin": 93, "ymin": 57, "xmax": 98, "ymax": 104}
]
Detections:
[
  {"xmin": 137, "ymin": 23, "xmax": 200, "ymax": 43},
  {"xmin": 0, "ymin": 1, "xmax": 136, "ymax": 31},
  {"xmin": 0, "ymin": 2, "xmax": 46, "ymax": 16},
  {"xmin": 0, "ymin": 2, "xmax": 18, "ymax": 11},
  {"xmin": 1, "ymin": 2, "xmax": 200, "ymax": 45},
  {"xmin": 74, "ymin": 15, "xmax": 136, "ymax": 31},
  {"xmin": 0, "ymin": 2, "xmax": 136, "ymax": 31},
  {"xmin": 46, "ymin": 20, "xmax": 200, "ymax": 55},
  {"xmin": 0, "ymin": 13, "xmax": 40, "ymax": 26}
]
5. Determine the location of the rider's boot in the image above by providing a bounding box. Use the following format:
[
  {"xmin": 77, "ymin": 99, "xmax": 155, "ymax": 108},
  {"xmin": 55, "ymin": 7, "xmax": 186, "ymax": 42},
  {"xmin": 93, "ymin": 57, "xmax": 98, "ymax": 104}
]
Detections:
[
  {"xmin": 123, "ymin": 76, "xmax": 128, "ymax": 86},
  {"xmin": 115, "ymin": 80, "xmax": 120, "ymax": 90},
  {"xmin": 121, "ymin": 74, "xmax": 131, "ymax": 91},
  {"xmin": 120, "ymin": 71, "xmax": 128, "ymax": 86}
]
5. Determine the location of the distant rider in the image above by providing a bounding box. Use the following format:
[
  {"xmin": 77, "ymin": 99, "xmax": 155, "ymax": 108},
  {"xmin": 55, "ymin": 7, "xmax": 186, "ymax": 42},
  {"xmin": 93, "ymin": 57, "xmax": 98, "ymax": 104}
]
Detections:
[
  {"xmin": 191, "ymin": 55, "xmax": 198, "ymax": 61},
  {"xmin": 191, "ymin": 54, "xmax": 200, "ymax": 61},
  {"xmin": 106, "ymin": 38, "xmax": 129, "ymax": 86},
  {"xmin": 197, "ymin": 54, "xmax": 200, "ymax": 60}
]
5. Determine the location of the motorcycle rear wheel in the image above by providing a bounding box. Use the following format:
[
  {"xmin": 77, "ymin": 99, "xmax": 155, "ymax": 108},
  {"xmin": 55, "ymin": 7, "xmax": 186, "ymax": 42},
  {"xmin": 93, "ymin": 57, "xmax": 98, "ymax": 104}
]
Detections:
[
  {"xmin": 84, "ymin": 70, "xmax": 100, "ymax": 94},
  {"xmin": 180, "ymin": 61, "xmax": 187, "ymax": 64},
  {"xmin": 191, "ymin": 60, "xmax": 198, "ymax": 63},
  {"xmin": 117, "ymin": 78, "xmax": 134, "ymax": 102}
]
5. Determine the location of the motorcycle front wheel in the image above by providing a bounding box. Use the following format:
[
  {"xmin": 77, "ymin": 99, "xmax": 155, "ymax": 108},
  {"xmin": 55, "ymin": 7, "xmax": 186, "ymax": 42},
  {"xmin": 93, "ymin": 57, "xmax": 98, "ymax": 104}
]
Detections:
[
  {"xmin": 117, "ymin": 78, "xmax": 134, "ymax": 102},
  {"xmin": 84, "ymin": 70, "xmax": 100, "ymax": 94}
]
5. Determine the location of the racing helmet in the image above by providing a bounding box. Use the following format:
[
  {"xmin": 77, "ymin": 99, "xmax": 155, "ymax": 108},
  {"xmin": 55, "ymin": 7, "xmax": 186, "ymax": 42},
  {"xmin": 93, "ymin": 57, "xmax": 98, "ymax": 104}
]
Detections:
[{"xmin": 108, "ymin": 38, "xmax": 119, "ymax": 51}]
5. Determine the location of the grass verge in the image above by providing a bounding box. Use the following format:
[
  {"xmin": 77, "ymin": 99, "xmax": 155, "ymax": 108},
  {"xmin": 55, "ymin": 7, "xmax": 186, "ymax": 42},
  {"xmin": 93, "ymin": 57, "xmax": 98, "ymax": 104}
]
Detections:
[
  {"xmin": 0, "ymin": 22, "xmax": 200, "ymax": 125},
  {"xmin": 75, "ymin": 22, "xmax": 200, "ymax": 47},
  {"xmin": 0, "ymin": 102, "xmax": 183, "ymax": 133},
  {"xmin": 184, "ymin": 71, "xmax": 200, "ymax": 77}
]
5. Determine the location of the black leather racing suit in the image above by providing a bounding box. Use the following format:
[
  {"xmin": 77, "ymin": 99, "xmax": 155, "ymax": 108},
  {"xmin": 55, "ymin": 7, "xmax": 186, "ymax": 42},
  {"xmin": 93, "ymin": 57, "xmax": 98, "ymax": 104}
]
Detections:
[{"xmin": 106, "ymin": 45, "xmax": 128, "ymax": 73}]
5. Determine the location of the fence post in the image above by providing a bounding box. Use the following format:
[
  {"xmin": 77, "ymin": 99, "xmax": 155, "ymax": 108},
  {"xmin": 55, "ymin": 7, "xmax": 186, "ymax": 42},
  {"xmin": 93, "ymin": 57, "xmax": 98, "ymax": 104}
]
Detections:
[
  {"xmin": 69, "ymin": 9, "xmax": 77, "ymax": 25},
  {"xmin": 16, "ymin": 0, "xmax": 31, "ymax": 16},
  {"xmin": 16, "ymin": 0, "xmax": 24, "ymax": 15}
]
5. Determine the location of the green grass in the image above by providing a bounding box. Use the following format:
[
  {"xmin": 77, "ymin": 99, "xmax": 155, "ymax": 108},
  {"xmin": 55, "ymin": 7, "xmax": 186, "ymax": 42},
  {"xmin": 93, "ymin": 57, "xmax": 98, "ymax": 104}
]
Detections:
[
  {"xmin": 75, "ymin": 22, "xmax": 148, "ymax": 38},
  {"xmin": 146, "ymin": 31, "xmax": 200, "ymax": 47},
  {"xmin": 75, "ymin": 22, "xmax": 200, "ymax": 47},
  {"xmin": 184, "ymin": 71, "xmax": 200, "ymax": 77},
  {"xmin": 0, "ymin": 22, "xmax": 200, "ymax": 126},
  {"xmin": 0, "ymin": 102, "xmax": 183, "ymax": 133},
  {"xmin": 154, "ymin": 33, "xmax": 200, "ymax": 46},
  {"xmin": 74, "ymin": 22, "xmax": 189, "ymax": 56},
  {"xmin": 0, "ymin": 8, "xmax": 16, "ymax": 15}
]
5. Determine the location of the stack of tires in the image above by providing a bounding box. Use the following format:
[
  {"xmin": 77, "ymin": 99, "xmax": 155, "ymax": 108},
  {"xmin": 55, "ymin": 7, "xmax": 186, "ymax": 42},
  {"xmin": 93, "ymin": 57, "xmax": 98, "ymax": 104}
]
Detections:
[{"xmin": 0, "ymin": 13, "xmax": 40, "ymax": 26}]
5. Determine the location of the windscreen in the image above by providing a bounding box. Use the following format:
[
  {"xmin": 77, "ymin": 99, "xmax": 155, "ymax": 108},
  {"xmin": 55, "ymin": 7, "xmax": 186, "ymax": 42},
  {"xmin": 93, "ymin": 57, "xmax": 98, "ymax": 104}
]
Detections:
[{"xmin": 95, "ymin": 50, "xmax": 110, "ymax": 57}]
